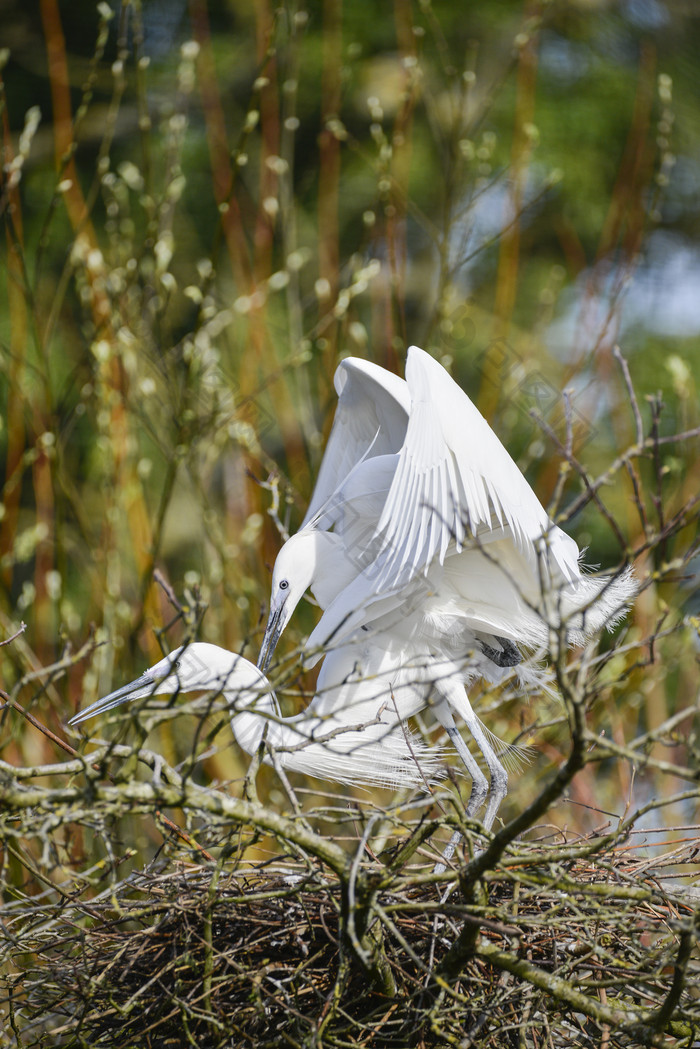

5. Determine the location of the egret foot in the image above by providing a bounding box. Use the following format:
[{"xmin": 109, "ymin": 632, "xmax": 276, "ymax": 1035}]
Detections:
[{"xmin": 480, "ymin": 636, "xmax": 521, "ymax": 668}]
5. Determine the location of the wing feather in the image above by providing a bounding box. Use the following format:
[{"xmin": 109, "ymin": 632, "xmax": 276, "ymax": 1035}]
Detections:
[
  {"xmin": 301, "ymin": 357, "xmax": 410, "ymax": 528},
  {"xmin": 299, "ymin": 349, "xmax": 633, "ymax": 666},
  {"xmin": 368, "ymin": 347, "xmax": 581, "ymax": 592}
]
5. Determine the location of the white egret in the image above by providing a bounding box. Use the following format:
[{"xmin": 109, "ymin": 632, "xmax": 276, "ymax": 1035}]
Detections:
[
  {"xmin": 259, "ymin": 345, "xmax": 637, "ymax": 828},
  {"xmin": 69, "ymin": 642, "xmax": 443, "ymax": 788}
]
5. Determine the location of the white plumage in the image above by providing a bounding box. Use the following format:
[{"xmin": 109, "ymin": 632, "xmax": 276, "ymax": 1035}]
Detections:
[
  {"xmin": 69, "ymin": 642, "xmax": 443, "ymax": 788},
  {"xmin": 259, "ymin": 345, "xmax": 636, "ymax": 829}
]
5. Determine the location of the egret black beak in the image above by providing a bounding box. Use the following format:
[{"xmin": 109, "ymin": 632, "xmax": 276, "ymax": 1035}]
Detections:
[
  {"xmin": 68, "ymin": 671, "xmax": 156, "ymax": 726},
  {"xmin": 258, "ymin": 600, "xmax": 285, "ymax": 672}
]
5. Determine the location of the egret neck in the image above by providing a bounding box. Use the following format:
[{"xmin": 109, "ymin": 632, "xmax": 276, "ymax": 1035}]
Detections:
[{"xmin": 258, "ymin": 529, "xmax": 349, "ymax": 671}]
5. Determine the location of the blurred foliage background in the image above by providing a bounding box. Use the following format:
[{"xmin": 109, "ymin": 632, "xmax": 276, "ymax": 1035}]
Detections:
[{"xmin": 0, "ymin": 0, "xmax": 698, "ymax": 863}]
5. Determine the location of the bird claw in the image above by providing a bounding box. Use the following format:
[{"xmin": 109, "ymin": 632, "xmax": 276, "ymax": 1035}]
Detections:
[{"xmin": 479, "ymin": 636, "xmax": 522, "ymax": 668}]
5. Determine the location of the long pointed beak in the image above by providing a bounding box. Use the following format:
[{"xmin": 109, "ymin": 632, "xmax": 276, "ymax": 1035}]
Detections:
[
  {"xmin": 68, "ymin": 671, "xmax": 156, "ymax": 727},
  {"xmin": 257, "ymin": 599, "xmax": 285, "ymax": 672}
]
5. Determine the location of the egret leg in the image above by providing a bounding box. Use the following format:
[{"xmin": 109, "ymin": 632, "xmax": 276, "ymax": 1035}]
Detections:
[
  {"xmin": 440, "ymin": 678, "xmax": 508, "ymax": 832},
  {"xmin": 466, "ymin": 717, "xmax": 508, "ymax": 830},
  {"xmin": 446, "ymin": 725, "xmax": 489, "ymax": 818},
  {"xmin": 438, "ymin": 828, "xmax": 463, "ymax": 870},
  {"xmin": 433, "ymin": 704, "xmax": 489, "ymax": 873}
]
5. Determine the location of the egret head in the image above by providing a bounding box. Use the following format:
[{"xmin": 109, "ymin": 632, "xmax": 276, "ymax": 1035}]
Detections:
[
  {"xmin": 258, "ymin": 530, "xmax": 321, "ymax": 671},
  {"xmin": 69, "ymin": 643, "xmax": 268, "ymax": 726}
]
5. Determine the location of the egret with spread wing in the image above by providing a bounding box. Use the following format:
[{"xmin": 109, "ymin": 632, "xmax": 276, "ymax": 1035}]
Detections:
[
  {"xmin": 259, "ymin": 345, "xmax": 636, "ymax": 828},
  {"xmin": 69, "ymin": 642, "xmax": 443, "ymax": 788}
]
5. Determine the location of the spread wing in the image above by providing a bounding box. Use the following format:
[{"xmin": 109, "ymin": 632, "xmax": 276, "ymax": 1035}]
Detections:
[
  {"xmin": 302, "ymin": 350, "xmax": 633, "ymax": 662},
  {"xmin": 301, "ymin": 356, "xmax": 410, "ymax": 529},
  {"xmin": 302, "ymin": 346, "xmax": 584, "ymax": 659},
  {"xmin": 369, "ymin": 346, "xmax": 581, "ymax": 590}
]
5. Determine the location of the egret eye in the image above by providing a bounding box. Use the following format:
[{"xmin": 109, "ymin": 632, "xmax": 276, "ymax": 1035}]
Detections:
[{"xmin": 279, "ymin": 579, "xmax": 289, "ymax": 590}]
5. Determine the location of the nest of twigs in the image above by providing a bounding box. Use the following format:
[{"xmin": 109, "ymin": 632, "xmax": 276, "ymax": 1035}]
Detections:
[{"xmin": 11, "ymin": 835, "xmax": 700, "ymax": 1049}]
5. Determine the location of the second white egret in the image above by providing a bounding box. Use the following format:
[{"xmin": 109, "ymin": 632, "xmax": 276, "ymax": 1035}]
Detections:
[{"xmin": 69, "ymin": 641, "xmax": 443, "ymax": 788}]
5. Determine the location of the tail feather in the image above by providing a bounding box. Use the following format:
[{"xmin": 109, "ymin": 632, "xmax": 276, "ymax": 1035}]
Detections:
[
  {"xmin": 559, "ymin": 565, "xmax": 637, "ymax": 643},
  {"xmin": 272, "ymin": 720, "xmax": 445, "ymax": 789},
  {"xmin": 476, "ymin": 717, "xmax": 536, "ymax": 773}
]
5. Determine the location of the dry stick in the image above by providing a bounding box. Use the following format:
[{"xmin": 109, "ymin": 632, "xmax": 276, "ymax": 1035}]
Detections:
[
  {"xmin": 265, "ymin": 744, "xmax": 308, "ymax": 826},
  {"xmin": 434, "ymin": 666, "xmax": 589, "ymax": 987},
  {"xmin": 554, "ymin": 421, "xmax": 700, "ymax": 527},
  {"xmin": 1, "ymin": 621, "xmax": 214, "ymax": 859},
  {"xmin": 1, "ymin": 686, "xmax": 214, "ymax": 863},
  {"xmin": 152, "ymin": 568, "xmax": 190, "ymax": 631},
  {"xmin": 6, "ymin": 777, "xmax": 350, "ymax": 876},
  {"xmin": 534, "ymin": 410, "xmax": 630, "ymax": 552},
  {"xmin": 345, "ymin": 814, "xmax": 379, "ymax": 971},
  {"xmin": 390, "ymin": 684, "xmax": 443, "ymax": 801},
  {"xmin": 0, "ymin": 623, "xmax": 26, "ymax": 648},
  {"xmin": 3, "ymin": 839, "xmax": 109, "ymax": 926},
  {"xmin": 1, "ymin": 658, "xmax": 126, "ymax": 924},
  {"xmin": 613, "ymin": 345, "xmax": 645, "ymax": 448}
]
